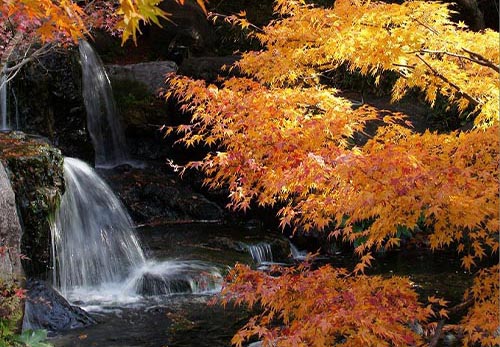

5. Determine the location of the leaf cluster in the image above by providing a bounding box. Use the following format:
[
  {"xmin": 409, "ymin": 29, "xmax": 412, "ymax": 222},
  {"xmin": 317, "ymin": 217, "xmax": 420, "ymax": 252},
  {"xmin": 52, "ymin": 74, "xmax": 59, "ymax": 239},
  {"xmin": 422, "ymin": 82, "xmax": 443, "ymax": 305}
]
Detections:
[
  {"xmin": 168, "ymin": 1, "xmax": 499, "ymax": 345},
  {"xmin": 222, "ymin": 263, "xmax": 431, "ymax": 347}
]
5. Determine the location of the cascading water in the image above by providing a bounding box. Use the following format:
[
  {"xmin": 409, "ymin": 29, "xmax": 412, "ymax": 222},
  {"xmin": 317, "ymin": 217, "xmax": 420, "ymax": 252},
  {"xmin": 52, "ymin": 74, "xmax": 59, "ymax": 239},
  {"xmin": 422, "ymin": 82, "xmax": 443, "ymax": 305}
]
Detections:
[
  {"xmin": 79, "ymin": 40, "xmax": 129, "ymax": 168},
  {"xmin": 0, "ymin": 73, "xmax": 8, "ymax": 131},
  {"xmin": 289, "ymin": 242, "xmax": 307, "ymax": 261},
  {"xmin": 246, "ymin": 243, "xmax": 273, "ymax": 265},
  {"xmin": 52, "ymin": 157, "xmax": 222, "ymax": 307},
  {"xmin": 52, "ymin": 157, "xmax": 146, "ymax": 295}
]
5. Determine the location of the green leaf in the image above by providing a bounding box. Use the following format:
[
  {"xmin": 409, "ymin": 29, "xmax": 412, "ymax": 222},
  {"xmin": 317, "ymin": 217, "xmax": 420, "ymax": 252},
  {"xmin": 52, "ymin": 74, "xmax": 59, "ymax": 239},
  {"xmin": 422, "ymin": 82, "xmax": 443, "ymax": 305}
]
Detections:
[{"xmin": 14, "ymin": 330, "xmax": 53, "ymax": 347}]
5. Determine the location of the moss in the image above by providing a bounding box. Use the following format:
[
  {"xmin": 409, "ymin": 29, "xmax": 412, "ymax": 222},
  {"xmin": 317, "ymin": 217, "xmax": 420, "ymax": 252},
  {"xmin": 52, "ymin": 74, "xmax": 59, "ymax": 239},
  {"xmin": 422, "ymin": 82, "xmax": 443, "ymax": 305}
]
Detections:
[{"xmin": 0, "ymin": 132, "xmax": 64, "ymax": 276}]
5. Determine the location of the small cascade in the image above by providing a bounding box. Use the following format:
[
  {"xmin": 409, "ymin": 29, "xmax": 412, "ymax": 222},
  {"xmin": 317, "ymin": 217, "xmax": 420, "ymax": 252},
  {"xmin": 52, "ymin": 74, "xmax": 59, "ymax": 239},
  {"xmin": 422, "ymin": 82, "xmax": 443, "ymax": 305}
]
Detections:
[
  {"xmin": 0, "ymin": 73, "xmax": 20, "ymax": 131},
  {"xmin": 11, "ymin": 88, "xmax": 19, "ymax": 130},
  {"xmin": 246, "ymin": 243, "xmax": 273, "ymax": 265},
  {"xmin": 79, "ymin": 40, "xmax": 129, "ymax": 168},
  {"xmin": 1, "ymin": 73, "xmax": 8, "ymax": 131},
  {"xmin": 52, "ymin": 157, "xmax": 146, "ymax": 295},
  {"xmin": 52, "ymin": 157, "xmax": 223, "ymax": 307},
  {"xmin": 289, "ymin": 242, "xmax": 307, "ymax": 261}
]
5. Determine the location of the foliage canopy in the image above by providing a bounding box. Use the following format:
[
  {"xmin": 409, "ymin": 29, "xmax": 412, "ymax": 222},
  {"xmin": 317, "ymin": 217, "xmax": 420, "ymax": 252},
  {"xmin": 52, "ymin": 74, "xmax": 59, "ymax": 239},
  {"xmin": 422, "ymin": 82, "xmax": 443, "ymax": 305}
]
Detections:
[{"xmin": 166, "ymin": 0, "xmax": 499, "ymax": 346}]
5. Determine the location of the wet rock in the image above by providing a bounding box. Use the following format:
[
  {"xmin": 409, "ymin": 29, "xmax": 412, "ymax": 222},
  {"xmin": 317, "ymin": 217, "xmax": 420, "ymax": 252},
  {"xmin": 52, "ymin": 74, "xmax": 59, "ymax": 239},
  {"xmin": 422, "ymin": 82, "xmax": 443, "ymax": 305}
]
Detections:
[
  {"xmin": 12, "ymin": 50, "xmax": 94, "ymax": 162},
  {"xmin": 106, "ymin": 61, "xmax": 178, "ymax": 94},
  {"xmin": 0, "ymin": 162, "xmax": 23, "ymax": 280},
  {"xmin": 0, "ymin": 132, "xmax": 64, "ymax": 275},
  {"xmin": 135, "ymin": 273, "xmax": 191, "ymax": 296},
  {"xmin": 0, "ymin": 162, "xmax": 24, "ymax": 333},
  {"xmin": 205, "ymin": 237, "xmax": 245, "ymax": 253},
  {"xmin": 270, "ymin": 238, "xmax": 292, "ymax": 262},
  {"xmin": 23, "ymin": 280, "xmax": 95, "ymax": 332},
  {"xmin": 98, "ymin": 164, "xmax": 224, "ymax": 225}
]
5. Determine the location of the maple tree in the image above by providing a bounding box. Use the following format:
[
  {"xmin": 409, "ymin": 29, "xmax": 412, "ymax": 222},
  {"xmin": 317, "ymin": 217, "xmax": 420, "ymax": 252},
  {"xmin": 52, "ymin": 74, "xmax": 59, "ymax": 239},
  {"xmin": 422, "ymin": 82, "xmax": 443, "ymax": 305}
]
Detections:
[
  {"xmin": 166, "ymin": 0, "xmax": 499, "ymax": 346},
  {"xmin": 0, "ymin": 0, "xmax": 175, "ymax": 87}
]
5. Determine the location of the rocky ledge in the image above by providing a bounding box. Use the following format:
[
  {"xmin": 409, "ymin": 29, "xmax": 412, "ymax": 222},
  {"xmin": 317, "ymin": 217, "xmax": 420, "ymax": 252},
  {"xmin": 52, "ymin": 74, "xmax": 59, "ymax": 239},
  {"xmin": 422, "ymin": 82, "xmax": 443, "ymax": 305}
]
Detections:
[{"xmin": 0, "ymin": 132, "xmax": 64, "ymax": 276}]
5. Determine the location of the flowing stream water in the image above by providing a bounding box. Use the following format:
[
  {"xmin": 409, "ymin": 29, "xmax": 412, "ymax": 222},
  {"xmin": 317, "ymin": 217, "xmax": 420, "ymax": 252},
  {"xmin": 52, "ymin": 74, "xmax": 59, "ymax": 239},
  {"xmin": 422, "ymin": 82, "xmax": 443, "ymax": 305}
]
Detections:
[
  {"xmin": 51, "ymin": 158, "xmax": 223, "ymax": 309},
  {"xmin": 245, "ymin": 243, "xmax": 273, "ymax": 265},
  {"xmin": 79, "ymin": 41, "xmax": 129, "ymax": 168}
]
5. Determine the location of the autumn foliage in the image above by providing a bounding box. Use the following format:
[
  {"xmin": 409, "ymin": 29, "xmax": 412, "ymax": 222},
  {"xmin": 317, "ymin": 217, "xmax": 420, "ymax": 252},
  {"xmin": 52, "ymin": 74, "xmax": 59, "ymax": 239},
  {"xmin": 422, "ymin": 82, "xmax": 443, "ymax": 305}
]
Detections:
[
  {"xmin": 0, "ymin": 0, "xmax": 179, "ymax": 85},
  {"xmin": 166, "ymin": 0, "xmax": 499, "ymax": 346},
  {"xmin": 223, "ymin": 263, "xmax": 431, "ymax": 347}
]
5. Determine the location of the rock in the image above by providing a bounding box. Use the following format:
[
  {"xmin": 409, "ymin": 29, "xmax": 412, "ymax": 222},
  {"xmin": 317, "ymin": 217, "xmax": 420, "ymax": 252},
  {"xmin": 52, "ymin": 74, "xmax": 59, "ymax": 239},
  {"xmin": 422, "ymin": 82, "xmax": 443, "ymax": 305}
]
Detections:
[
  {"xmin": 0, "ymin": 162, "xmax": 24, "ymax": 334},
  {"xmin": 177, "ymin": 56, "xmax": 240, "ymax": 82},
  {"xmin": 135, "ymin": 273, "xmax": 191, "ymax": 296},
  {"xmin": 205, "ymin": 237, "xmax": 245, "ymax": 252},
  {"xmin": 98, "ymin": 164, "xmax": 224, "ymax": 225},
  {"xmin": 23, "ymin": 280, "xmax": 95, "ymax": 332},
  {"xmin": 12, "ymin": 50, "xmax": 94, "ymax": 162},
  {"xmin": 147, "ymin": 0, "xmax": 216, "ymax": 60},
  {"xmin": 106, "ymin": 61, "xmax": 178, "ymax": 94},
  {"xmin": 269, "ymin": 238, "xmax": 292, "ymax": 262},
  {"xmin": 0, "ymin": 132, "xmax": 65, "ymax": 276},
  {"xmin": 0, "ymin": 162, "xmax": 23, "ymax": 280}
]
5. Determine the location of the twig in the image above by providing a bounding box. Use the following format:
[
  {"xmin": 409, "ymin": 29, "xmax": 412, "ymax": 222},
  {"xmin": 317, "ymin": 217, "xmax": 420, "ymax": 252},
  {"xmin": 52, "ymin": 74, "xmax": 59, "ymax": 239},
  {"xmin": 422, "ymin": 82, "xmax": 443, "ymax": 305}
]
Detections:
[
  {"xmin": 416, "ymin": 55, "xmax": 480, "ymax": 106},
  {"xmin": 418, "ymin": 49, "xmax": 499, "ymax": 73},
  {"xmin": 462, "ymin": 48, "xmax": 500, "ymax": 73},
  {"xmin": 412, "ymin": 17, "xmax": 440, "ymax": 35},
  {"xmin": 428, "ymin": 319, "xmax": 446, "ymax": 347}
]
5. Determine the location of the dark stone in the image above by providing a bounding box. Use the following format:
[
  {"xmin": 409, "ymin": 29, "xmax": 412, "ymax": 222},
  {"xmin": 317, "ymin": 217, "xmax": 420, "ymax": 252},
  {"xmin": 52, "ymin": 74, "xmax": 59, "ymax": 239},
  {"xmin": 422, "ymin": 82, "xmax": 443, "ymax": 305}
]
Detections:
[
  {"xmin": 135, "ymin": 273, "xmax": 191, "ymax": 296},
  {"xmin": 23, "ymin": 280, "xmax": 95, "ymax": 332},
  {"xmin": 177, "ymin": 56, "xmax": 240, "ymax": 83},
  {"xmin": 106, "ymin": 61, "xmax": 178, "ymax": 94},
  {"xmin": 147, "ymin": 0, "xmax": 216, "ymax": 59},
  {"xmin": 12, "ymin": 50, "xmax": 94, "ymax": 162},
  {"xmin": 0, "ymin": 132, "xmax": 65, "ymax": 276},
  {"xmin": 269, "ymin": 238, "xmax": 292, "ymax": 262},
  {"xmin": 205, "ymin": 237, "xmax": 245, "ymax": 253},
  {"xmin": 98, "ymin": 164, "xmax": 224, "ymax": 225}
]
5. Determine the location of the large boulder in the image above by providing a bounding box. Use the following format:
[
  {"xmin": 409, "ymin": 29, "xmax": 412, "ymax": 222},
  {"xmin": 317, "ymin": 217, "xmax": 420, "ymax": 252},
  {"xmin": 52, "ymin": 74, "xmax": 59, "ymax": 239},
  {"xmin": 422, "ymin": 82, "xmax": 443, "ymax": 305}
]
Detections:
[
  {"xmin": 23, "ymin": 280, "xmax": 95, "ymax": 332},
  {"xmin": 98, "ymin": 164, "xmax": 224, "ymax": 225},
  {"xmin": 12, "ymin": 50, "xmax": 94, "ymax": 162},
  {"xmin": 0, "ymin": 162, "xmax": 23, "ymax": 280},
  {"xmin": 177, "ymin": 56, "xmax": 240, "ymax": 82},
  {"xmin": 106, "ymin": 61, "xmax": 178, "ymax": 94},
  {"xmin": 0, "ymin": 132, "xmax": 64, "ymax": 276}
]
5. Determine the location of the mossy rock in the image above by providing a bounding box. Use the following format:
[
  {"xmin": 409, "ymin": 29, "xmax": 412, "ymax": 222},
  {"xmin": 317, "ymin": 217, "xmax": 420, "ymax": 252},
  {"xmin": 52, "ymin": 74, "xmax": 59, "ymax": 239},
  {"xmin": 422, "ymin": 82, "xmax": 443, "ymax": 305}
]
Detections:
[{"xmin": 0, "ymin": 132, "xmax": 64, "ymax": 276}]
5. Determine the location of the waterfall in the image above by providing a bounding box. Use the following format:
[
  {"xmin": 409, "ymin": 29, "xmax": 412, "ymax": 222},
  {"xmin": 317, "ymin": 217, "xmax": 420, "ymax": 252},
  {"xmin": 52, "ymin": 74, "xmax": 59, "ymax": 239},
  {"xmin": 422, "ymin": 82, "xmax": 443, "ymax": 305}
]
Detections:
[
  {"xmin": 246, "ymin": 243, "xmax": 273, "ymax": 265},
  {"xmin": 289, "ymin": 242, "xmax": 307, "ymax": 261},
  {"xmin": 52, "ymin": 157, "xmax": 146, "ymax": 295},
  {"xmin": 0, "ymin": 73, "xmax": 8, "ymax": 131},
  {"xmin": 79, "ymin": 40, "xmax": 129, "ymax": 168},
  {"xmin": 51, "ymin": 157, "xmax": 222, "ymax": 306}
]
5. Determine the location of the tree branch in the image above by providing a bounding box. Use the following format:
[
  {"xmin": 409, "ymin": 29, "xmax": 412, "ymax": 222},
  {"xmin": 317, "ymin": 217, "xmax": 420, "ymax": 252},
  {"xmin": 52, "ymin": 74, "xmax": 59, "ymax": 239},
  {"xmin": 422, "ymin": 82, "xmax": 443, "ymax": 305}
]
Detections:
[
  {"xmin": 462, "ymin": 48, "xmax": 500, "ymax": 73},
  {"xmin": 428, "ymin": 319, "xmax": 446, "ymax": 347},
  {"xmin": 418, "ymin": 49, "xmax": 499, "ymax": 73},
  {"xmin": 416, "ymin": 54, "xmax": 480, "ymax": 106}
]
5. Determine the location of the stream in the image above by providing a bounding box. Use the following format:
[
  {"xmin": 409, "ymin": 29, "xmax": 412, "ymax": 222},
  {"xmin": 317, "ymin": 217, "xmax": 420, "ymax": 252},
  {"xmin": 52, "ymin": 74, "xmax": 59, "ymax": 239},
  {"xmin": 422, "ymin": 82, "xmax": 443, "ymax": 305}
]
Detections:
[
  {"xmin": 48, "ymin": 222, "xmax": 474, "ymax": 347},
  {"xmin": 49, "ymin": 222, "xmax": 289, "ymax": 347}
]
